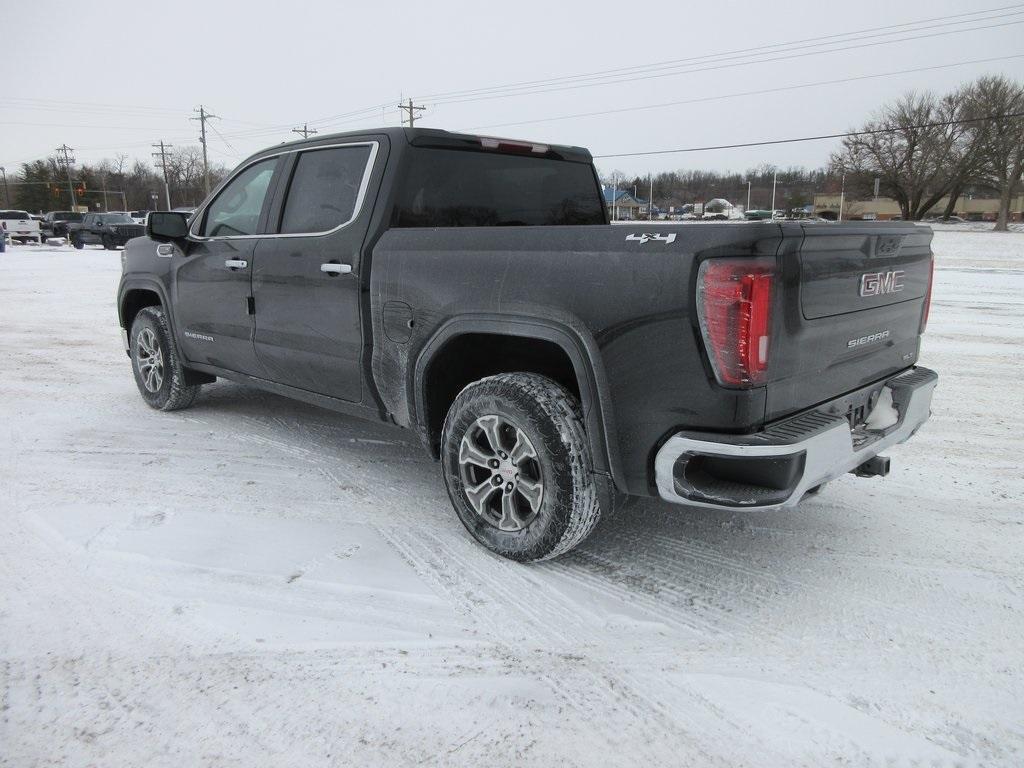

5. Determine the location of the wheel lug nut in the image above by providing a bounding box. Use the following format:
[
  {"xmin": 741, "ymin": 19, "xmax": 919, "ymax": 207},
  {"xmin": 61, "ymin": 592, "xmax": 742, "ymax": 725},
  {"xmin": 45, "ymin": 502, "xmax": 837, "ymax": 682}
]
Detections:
[
  {"xmin": 492, "ymin": 476, "xmax": 502, "ymax": 486},
  {"xmin": 489, "ymin": 459, "xmax": 499, "ymax": 468},
  {"xmin": 505, "ymin": 482, "xmax": 513, "ymax": 492}
]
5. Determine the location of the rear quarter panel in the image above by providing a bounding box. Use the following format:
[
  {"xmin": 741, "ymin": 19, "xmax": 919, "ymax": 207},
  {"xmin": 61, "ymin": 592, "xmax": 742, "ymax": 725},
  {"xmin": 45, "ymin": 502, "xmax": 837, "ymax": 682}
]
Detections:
[{"xmin": 370, "ymin": 223, "xmax": 783, "ymax": 494}]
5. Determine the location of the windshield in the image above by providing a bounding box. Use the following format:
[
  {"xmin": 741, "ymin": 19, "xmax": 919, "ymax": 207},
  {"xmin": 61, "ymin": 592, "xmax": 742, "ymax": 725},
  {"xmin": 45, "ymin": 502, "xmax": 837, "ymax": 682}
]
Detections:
[
  {"xmin": 100, "ymin": 214, "xmax": 134, "ymax": 224},
  {"xmin": 56, "ymin": 212, "xmax": 83, "ymax": 221},
  {"xmin": 392, "ymin": 148, "xmax": 605, "ymax": 227}
]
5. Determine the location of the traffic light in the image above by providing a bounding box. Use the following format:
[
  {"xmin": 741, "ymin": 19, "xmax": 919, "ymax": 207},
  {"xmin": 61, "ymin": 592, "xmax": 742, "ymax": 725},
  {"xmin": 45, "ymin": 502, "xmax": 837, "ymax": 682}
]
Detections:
[
  {"xmin": 52, "ymin": 185, "xmax": 60, "ymax": 198},
  {"xmin": 75, "ymin": 182, "xmax": 86, "ymax": 197}
]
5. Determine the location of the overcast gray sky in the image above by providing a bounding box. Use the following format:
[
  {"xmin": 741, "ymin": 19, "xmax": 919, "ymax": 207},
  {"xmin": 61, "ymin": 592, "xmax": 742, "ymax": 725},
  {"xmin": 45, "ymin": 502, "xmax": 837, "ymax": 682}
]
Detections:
[{"xmin": 3, "ymin": 0, "xmax": 1023, "ymax": 179}]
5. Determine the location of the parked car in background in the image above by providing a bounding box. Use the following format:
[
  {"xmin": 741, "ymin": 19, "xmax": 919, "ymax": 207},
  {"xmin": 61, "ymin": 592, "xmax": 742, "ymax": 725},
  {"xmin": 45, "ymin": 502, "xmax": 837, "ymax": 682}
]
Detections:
[
  {"xmin": 702, "ymin": 198, "xmax": 740, "ymax": 220},
  {"xmin": 68, "ymin": 212, "xmax": 145, "ymax": 250},
  {"xmin": 0, "ymin": 210, "xmax": 42, "ymax": 243},
  {"xmin": 129, "ymin": 211, "xmax": 149, "ymax": 225},
  {"xmin": 41, "ymin": 211, "xmax": 84, "ymax": 239}
]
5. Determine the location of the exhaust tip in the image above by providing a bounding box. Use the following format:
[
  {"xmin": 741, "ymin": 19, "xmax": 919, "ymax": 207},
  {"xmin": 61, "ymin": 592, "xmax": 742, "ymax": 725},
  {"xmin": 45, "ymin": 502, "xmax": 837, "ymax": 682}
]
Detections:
[{"xmin": 853, "ymin": 455, "xmax": 890, "ymax": 478}]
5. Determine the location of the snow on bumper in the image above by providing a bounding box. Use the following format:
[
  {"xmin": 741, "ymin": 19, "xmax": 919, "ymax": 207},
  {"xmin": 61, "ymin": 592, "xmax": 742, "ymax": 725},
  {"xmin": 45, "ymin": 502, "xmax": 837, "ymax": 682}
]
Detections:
[{"xmin": 654, "ymin": 367, "xmax": 938, "ymax": 510}]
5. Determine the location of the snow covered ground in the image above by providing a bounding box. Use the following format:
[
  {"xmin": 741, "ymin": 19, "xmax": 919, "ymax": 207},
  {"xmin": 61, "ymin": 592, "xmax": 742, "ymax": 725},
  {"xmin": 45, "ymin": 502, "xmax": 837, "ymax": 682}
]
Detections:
[{"xmin": 1, "ymin": 228, "xmax": 1022, "ymax": 767}]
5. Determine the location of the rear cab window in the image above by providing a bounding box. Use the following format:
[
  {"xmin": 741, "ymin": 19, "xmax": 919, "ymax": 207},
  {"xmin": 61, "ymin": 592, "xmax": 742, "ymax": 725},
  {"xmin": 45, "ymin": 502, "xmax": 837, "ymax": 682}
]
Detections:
[
  {"xmin": 392, "ymin": 146, "xmax": 606, "ymax": 227},
  {"xmin": 278, "ymin": 144, "xmax": 375, "ymax": 234}
]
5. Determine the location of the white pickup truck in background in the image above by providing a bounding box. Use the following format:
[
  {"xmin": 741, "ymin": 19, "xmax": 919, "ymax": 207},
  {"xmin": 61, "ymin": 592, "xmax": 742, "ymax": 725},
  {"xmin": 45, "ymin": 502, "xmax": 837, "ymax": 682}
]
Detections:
[{"xmin": 0, "ymin": 210, "xmax": 43, "ymax": 244}]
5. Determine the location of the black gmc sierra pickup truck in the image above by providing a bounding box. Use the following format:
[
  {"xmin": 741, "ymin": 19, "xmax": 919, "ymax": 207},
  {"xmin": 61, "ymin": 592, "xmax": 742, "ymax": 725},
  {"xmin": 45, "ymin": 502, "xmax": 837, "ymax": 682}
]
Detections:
[
  {"xmin": 117, "ymin": 127, "xmax": 937, "ymax": 561},
  {"xmin": 71, "ymin": 212, "xmax": 146, "ymax": 250}
]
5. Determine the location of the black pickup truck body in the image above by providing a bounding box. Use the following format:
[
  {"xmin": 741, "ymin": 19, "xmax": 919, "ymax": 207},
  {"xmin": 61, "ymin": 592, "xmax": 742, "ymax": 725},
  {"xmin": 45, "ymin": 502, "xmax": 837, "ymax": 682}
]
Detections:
[
  {"xmin": 70, "ymin": 212, "xmax": 146, "ymax": 249},
  {"xmin": 117, "ymin": 127, "xmax": 936, "ymax": 557}
]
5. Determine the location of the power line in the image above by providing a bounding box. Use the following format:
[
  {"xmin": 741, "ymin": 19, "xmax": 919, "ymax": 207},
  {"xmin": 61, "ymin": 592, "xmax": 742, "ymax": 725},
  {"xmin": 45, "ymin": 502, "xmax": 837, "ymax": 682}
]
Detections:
[
  {"xmin": 593, "ymin": 111, "xmax": 1024, "ymax": 159},
  {"xmin": 62, "ymin": 7, "xmax": 1024, "ymax": 145},
  {"xmin": 424, "ymin": 18, "xmax": 1024, "ymax": 107},
  {"xmin": 421, "ymin": 3, "xmax": 1024, "ymax": 102},
  {"xmin": 468, "ymin": 54, "xmax": 1024, "ymax": 132}
]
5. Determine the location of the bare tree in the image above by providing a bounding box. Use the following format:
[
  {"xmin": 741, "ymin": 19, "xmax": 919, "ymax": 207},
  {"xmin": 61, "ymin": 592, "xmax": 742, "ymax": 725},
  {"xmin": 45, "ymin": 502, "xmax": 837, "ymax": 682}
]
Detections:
[
  {"xmin": 831, "ymin": 91, "xmax": 976, "ymax": 220},
  {"xmin": 967, "ymin": 75, "xmax": 1024, "ymax": 231}
]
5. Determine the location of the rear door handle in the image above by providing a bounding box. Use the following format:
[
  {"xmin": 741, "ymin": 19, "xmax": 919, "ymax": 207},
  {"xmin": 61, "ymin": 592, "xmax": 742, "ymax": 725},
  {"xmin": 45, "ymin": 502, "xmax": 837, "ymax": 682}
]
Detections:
[
  {"xmin": 225, "ymin": 259, "xmax": 248, "ymax": 269},
  {"xmin": 320, "ymin": 263, "xmax": 352, "ymax": 275}
]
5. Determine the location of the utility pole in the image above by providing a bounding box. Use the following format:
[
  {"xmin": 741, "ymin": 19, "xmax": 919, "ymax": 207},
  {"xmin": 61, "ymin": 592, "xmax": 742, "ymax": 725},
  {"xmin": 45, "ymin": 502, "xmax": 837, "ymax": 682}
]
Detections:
[
  {"xmin": 55, "ymin": 144, "xmax": 76, "ymax": 210},
  {"xmin": 746, "ymin": 180, "xmax": 751, "ymax": 212},
  {"xmin": 0, "ymin": 167, "xmax": 9, "ymax": 207},
  {"xmin": 770, "ymin": 169, "xmax": 778, "ymax": 217},
  {"xmin": 649, "ymin": 175, "xmax": 654, "ymax": 220},
  {"xmin": 292, "ymin": 123, "xmax": 318, "ymax": 139},
  {"xmin": 838, "ymin": 172, "xmax": 846, "ymax": 223},
  {"xmin": 99, "ymin": 170, "xmax": 109, "ymax": 211},
  {"xmin": 191, "ymin": 105, "xmax": 218, "ymax": 196},
  {"xmin": 152, "ymin": 140, "xmax": 174, "ymax": 210},
  {"xmin": 397, "ymin": 98, "xmax": 425, "ymax": 127}
]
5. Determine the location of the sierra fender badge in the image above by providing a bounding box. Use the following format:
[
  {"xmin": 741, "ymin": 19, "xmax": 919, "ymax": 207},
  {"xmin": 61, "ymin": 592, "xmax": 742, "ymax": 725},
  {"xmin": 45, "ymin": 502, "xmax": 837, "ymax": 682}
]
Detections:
[
  {"xmin": 184, "ymin": 330, "xmax": 215, "ymax": 343},
  {"xmin": 626, "ymin": 233, "xmax": 676, "ymax": 245}
]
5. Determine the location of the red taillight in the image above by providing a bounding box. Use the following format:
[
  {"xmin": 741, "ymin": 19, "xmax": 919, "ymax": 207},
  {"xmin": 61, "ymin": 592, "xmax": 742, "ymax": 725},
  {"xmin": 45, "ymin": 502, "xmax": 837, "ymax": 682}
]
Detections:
[
  {"xmin": 921, "ymin": 255, "xmax": 934, "ymax": 332},
  {"xmin": 697, "ymin": 257, "xmax": 777, "ymax": 388}
]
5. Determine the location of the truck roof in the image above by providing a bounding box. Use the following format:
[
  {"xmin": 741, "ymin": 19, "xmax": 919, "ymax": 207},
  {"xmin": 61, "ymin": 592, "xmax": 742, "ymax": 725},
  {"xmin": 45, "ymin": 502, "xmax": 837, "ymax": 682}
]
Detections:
[{"xmin": 246, "ymin": 127, "xmax": 594, "ymax": 166}]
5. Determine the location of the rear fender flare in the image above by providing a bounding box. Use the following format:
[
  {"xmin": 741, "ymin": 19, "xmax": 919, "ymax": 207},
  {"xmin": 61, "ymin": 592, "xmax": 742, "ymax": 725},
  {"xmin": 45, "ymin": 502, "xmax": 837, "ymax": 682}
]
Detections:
[{"xmin": 413, "ymin": 314, "xmax": 623, "ymax": 488}]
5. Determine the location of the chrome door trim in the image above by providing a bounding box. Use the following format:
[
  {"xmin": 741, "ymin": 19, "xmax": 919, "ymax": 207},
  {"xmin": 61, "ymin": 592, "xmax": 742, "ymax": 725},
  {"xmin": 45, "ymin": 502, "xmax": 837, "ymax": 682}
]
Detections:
[{"xmin": 188, "ymin": 141, "xmax": 380, "ymax": 243}]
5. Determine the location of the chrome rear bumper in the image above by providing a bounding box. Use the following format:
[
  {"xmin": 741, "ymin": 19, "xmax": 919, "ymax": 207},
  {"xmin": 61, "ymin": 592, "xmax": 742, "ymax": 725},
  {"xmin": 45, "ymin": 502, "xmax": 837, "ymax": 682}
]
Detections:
[{"xmin": 654, "ymin": 367, "xmax": 937, "ymax": 510}]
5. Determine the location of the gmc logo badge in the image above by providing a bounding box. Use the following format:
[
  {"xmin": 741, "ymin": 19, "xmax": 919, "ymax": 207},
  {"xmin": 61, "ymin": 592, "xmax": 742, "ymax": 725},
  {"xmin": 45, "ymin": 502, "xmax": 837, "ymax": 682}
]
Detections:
[{"xmin": 860, "ymin": 270, "xmax": 905, "ymax": 297}]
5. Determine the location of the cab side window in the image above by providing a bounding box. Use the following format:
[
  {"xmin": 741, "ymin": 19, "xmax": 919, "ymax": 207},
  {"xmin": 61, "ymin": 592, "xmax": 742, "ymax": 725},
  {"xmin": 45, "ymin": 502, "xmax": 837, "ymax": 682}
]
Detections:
[
  {"xmin": 279, "ymin": 145, "xmax": 372, "ymax": 234},
  {"xmin": 201, "ymin": 158, "xmax": 278, "ymax": 238}
]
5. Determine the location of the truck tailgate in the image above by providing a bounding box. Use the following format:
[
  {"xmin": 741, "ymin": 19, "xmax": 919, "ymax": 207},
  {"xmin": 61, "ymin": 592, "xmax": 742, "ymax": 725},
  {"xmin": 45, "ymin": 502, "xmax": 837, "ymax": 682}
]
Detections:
[{"xmin": 765, "ymin": 223, "xmax": 933, "ymax": 422}]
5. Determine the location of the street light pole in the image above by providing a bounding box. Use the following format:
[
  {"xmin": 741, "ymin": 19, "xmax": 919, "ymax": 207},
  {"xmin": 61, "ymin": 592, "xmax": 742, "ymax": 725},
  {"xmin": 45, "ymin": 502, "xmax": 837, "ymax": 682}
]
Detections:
[
  {"xmin": 0, "ymin": 167, "xmax": 9, "ymax": 207},
  {"xmin": 746, "ymin": 180, "xmax": 751, "ymax": 212}
]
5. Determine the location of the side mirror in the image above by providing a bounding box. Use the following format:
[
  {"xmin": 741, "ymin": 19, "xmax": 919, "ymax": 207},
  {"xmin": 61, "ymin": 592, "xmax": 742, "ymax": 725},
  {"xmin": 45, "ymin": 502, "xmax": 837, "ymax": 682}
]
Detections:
[{"xmin": 147, "ymin": 211, "xmax": 190, "ymax": 242}]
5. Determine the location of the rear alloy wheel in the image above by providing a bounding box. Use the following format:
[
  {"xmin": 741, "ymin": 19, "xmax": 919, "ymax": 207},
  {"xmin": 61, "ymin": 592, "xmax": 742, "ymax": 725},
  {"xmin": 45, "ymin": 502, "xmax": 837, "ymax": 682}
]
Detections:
[
  {"xmin": 130, "ymin": 306, "xmax": 201, "ymax": 411},
  {"xmin": 71, "ymin": 234, "xmax": 83, "ymax": 250},
  {"xmin": 458, "ymin": 414, "xmax": 545, "ymax": 532},
  {"xmin": 441, "ymin": 373, "xmax": 602, "ymax": 562},
  {"xmin": 103, "ymin": 234, "xmax": 116, "ymax": 250}
]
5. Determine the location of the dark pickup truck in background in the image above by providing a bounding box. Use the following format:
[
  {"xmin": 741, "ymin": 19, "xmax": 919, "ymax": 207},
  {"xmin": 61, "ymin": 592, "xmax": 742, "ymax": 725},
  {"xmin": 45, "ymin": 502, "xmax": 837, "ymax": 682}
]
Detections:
[
  {"xmin": 69, "ymin": 212, "xmax": 146, "ymax": 250},
  {"xmin": 117, "ymin": 127, "xmax": 937, "ymax": 561},
  {"xmin": 41, "ymin": 210, "xmax": 84, "ymax": 239}
]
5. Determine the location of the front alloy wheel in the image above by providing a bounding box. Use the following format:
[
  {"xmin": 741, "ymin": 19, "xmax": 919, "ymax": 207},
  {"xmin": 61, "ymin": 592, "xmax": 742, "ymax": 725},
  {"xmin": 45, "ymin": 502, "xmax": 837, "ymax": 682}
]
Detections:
[
  {"xmin": 135, "ymin": 326, "xmax": 165, "ymax": 393},
  {"xmin": 129, "ymin": 306, "xmax": 201, "ymax": 411}
]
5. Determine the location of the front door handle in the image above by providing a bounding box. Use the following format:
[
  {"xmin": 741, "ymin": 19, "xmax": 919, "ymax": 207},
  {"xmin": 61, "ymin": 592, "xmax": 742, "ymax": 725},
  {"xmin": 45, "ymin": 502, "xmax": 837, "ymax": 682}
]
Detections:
[
  {"xmin": 320, "ymin": 263, "xmax": 352, "ymax": 275},
  {"xmin": 225, "ymin": 259, "xmax": 248, "ymax": 269}
]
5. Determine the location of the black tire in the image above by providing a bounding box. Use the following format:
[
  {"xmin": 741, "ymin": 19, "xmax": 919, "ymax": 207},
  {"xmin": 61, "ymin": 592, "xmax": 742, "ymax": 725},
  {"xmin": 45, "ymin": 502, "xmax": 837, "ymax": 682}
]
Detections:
[
  {"xmin": 103, "ymin": 234, "xmax": 116, "ymax": 250},
  {"xmin": 441, "ymin": 373, "xmax": 602, "ymax": 562},
  {"xmin": 129, "ymin": 306, "xmax": 201, "ymax": 411},
  {"xmin": 71, "ymin": 235, "xmax": 83, "ymax": 250}
]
